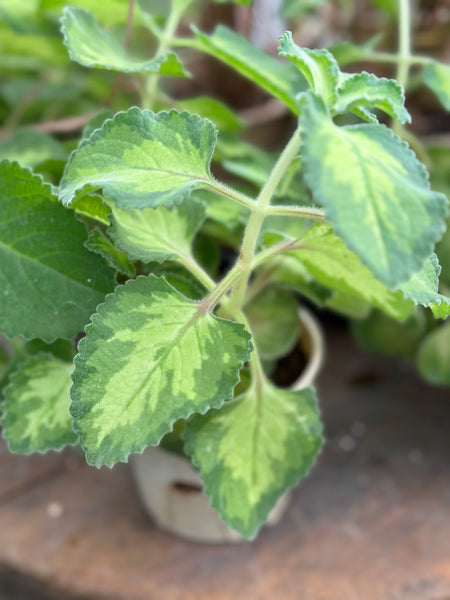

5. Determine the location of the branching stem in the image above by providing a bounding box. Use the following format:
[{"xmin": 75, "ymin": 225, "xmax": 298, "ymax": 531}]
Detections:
[{"xmin": 226, "ymin": 127, "xmax": 302, "ymax": 314}]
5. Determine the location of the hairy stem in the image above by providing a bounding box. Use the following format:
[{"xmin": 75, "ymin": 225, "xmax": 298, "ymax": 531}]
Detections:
[
  {"xmin": 179, "ymin": 255, "xmax": 216, "ymax": 292},
  {"xmin": 204, "ymin": 180, "xmax": 255, "ymax": 211},
  {"xmin": 266, "ymin": 205, "xmax": 325, "ymax": 220},
  {"xmin": 226, "ymin": 127, "xmax": 302, "ymax": 314}
]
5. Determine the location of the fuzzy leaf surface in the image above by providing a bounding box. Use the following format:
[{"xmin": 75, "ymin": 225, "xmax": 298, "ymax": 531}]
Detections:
[
  {"xmin": 0, "ymin": 161, "xmax": 114, "ymax": 341},
  {"xmin": 299, "ymin": 93, "xmax": 449, "ymax": 288},
  {"xmin": 399, "ymin": 254, "xmax": 450, "ymax": 316},
  {"xmin": 109, "ymin": 198, "xmax": 205, "ymax": 263},
  {"xmin": 423, "ymin": 61, "xmax": 450, "ymax": 111},
  {"xmin": 61, "ymin": 6, "xmax": 187, "ymax": 75},
  {"xmin": 1, "ymin": 354, "xmax": 76, "ymax": 453},
  {"xmin": 176, "ymin": 96, "xmax": 243, "ymax": 133},
  {"xmin": 71, "ymin": 276, "xmax": 252, "ymax": 467},
  {"xmin": 334, "ymin": 72, "xmax": 411, "ymax": 123},
  {"xmin": 192, "ymin": 25, "xmax": 306, "ymax": 114},
  {"xmin": 278, "ymin": 31, "xmax": 339, "ymax": 107},
  {"xmin": 59, "ymin": 109, "xmax": 217, "ymax": 209},
  {"xmin": 284, "ymin": 223, "xmax": 414, "ymax": 320},
  {"xmin": 184, "ymin": 381, "xmax": 322, "ymax": 539}
]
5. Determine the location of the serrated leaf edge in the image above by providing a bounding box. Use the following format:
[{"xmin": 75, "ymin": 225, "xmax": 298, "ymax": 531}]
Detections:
[
  {"xmin": 59, "ymin": 108, "xmax": 218, "ymax": 208},
  {"xmin": 184, "ymin": 382, "xmax": 323, "ymax": 539},
  {"xmin": 70, "ymin": 274, "xmax": 253, "ymax": 468}
]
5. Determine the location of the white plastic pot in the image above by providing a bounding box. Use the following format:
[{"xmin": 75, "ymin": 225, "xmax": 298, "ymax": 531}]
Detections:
[{"xmin": 130, "ymin": 306, "xmax": 325, "ymax": 543}]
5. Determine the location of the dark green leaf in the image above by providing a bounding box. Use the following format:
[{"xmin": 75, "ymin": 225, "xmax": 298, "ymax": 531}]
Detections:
[{"xmin": 0, "ymin": 161, "xmax": 115, "ymax": 341}]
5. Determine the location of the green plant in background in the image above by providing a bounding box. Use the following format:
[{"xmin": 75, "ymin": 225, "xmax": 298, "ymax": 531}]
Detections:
[{"xmin": 0, "ymin": 0, "xmax": 449, "ymax": 539}]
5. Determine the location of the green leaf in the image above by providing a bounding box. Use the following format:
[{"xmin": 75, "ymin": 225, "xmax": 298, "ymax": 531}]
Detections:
[
  {"xmin": 334, "ymin": 72, "xmax": 411, "ymax": 123},
  {"xmin": 329, "ymin": 35, "xmax": 383, "ymax": 67},
  {"xmin": 245, "ymin": 287, "xmax": 299, "ymax": 361},
  {"xmin": 278, "ymin": 31, "xmax": 339, "ymax": 107},
  {"xmin": 268, "ymin": 256, "xmax": 332, "ymax": 308},
  {"xmin": 1, "ymin": 354, "xmax": 77, "ymax": 453},
  {"xmin": 109, "ymin": 198, "xmax": 205, "ymax": 263},
  {"xmin": 43, "ymin": 0, "xmax": 141, "ymax": 24},
  {"xmin": 352, "ymin": 309, "xmax": 427, "ymax": 360},
  {"xmin": 423, "ymin": 61, "xmax": 450, "ymax": 111},
  {"xmin": 85, "ymin": 227, "xmax": 136, "ymax": 277},
  {"xmin": 203, "ymin": 194, "xmax": 247, "ymax": 231},
  {"xmin": 416, "ymin": 321, "xmax": 450, "ymax": 386},
  {"xmin": 61, "ymin": 6, "xmax": 188, "ymax": 75},
  {"xmin": 184, "ymin": 380, "xmax": 322, "ymax": 539},
  {"xmin": 0, "ymin": 129, "xmax": 67, "ymax": 169},
  {"xmin": 59, "ymin": 109, "xmax": 217, "ymax": 210},
  {"xmin": 191, "ymin": 25, "xmax": 306, "ymax": 114},
  {"xmin": 71, "ymin": 276, "xmax": 252, "ymax": 467},
  {"xmin": 81, "ymin": 108, "xmax": 115, "ymax": 140},
  {"xmin": 141, "ymin": 262, "xmax": 207, "ymax": 300},
  {"xmin": 299, "ymin": 93, "xmax": 449, "ymax": 288},
  {"xmin": 324, "ymin": 291, "xmax": 370, "ymax": 319},
  {"xmin": 176, "ymin": 96, "xmax": 243, "ymax": 133},
  {"xmin": 71, "ymin": 194, "xmax": 110, "ymax": 225},
  {"xmin": 399, "ymin": 254, "xmax": 450, "ymax": 314},
  {"xmin": 431, "ymin": 301, "xmax": 450, "ymax": 320},
  {"xmin": 0, "ymin": 161, "xmax": 115, "ymax": 341},
  {"xmin": 285, "ymin": 223, "xmax": 415, "ymax": 320}
]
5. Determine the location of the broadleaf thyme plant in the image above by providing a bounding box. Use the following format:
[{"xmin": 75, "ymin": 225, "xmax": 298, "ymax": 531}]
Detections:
[{"xmin": 0, "ymin": 0, "xmax": 449, "ymax": 539}]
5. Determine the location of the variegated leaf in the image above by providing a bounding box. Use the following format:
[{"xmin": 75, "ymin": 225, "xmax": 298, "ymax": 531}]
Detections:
[
  {"xmin": 184, "ymin": 380, "xmax": 322, "ymax": 539},
  {"xmin": 282, "ymin": 223, "xmax": 414, "ymax": 321},
  {"xmin": 109, "ymin": 198, "xmax": 205, "ymax": 263},
  {"xmin": 71, "ymin": 276, "xmax": 252, "ymax": 467},
  {"xmin": 1, "ymin": 354, "xmax": 76, "ymax": 453},
  {"xmin": 299, "ymin": 93, "xmax": 449, "ymax": 288},
  {"xmin": 59, "ymin": 109, "xmax": 217, "ymax": 210}
]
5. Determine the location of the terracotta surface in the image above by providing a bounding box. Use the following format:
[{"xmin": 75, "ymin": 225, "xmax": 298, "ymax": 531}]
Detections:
[{"xmin": 1, "ymin": 327, "xmax": 450, "ymax": 600}]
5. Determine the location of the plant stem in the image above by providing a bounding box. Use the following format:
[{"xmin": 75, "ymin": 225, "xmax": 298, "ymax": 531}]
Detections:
[
  {"xmin": 266, "ymin": 205, "xmax": 325, "ymax": 221},
  {"xmin": 227, "ymin": 127, "xmax": 302, "ymax": 314},
  {"xmin": 179, "ymin": 255, "xmax": 216, "ymax": 292},
  {"xmin": 364, "ymin": 51, "xmax": 429, "ymax": 67},
  {"xmin": 143, "ymin": 1, "xmax": 185, "ymax": 108},
  {"xmin": 251, "ymin": 237, "xmax": 302, "ymax": 270},
  {"xmin": 204, "ymin": 180, "xmax": 255, "ymax": 211},
  {"xmin": 397, "ymin": 0, "xmax": 412, "ymax": 91},
  {"xmin": 239, "ymin": 310, "xmax": 266, "ymax": 388},
  {"xmin": 199, "ymin": 263, "xmax": 243, "ymax": 313},
  {"xmin": 394, "ymin": 0, "xmax": 412, "ymax": 135},
  {"xmin": 124, "ymin": 0, "xmax": 136, "ymax": 51}
]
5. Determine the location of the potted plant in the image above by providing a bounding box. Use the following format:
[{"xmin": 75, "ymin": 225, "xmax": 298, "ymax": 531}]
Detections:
[{"xmin": 0, "ymin": 0, "xmax": 449, "ymax": 542}]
